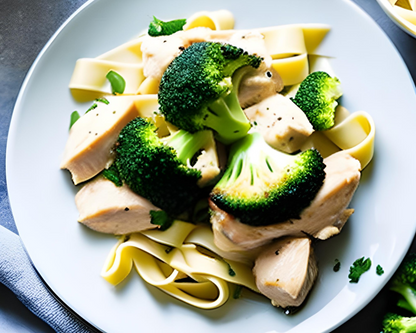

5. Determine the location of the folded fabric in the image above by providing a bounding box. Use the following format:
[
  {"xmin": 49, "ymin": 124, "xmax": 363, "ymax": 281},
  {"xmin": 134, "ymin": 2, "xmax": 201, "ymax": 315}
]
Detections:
[{"xmin": 0, "ymin": 225, "xmax": 95, "ymax": 333}]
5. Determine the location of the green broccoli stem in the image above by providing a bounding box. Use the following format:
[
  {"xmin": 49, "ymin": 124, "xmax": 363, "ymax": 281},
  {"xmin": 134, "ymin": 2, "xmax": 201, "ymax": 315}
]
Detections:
[
  {"xmin": 216, "ymin": 132, "xmax": 293, "ymax": 189},
  {"xmin": 399, "ymin": 317, "xmax": 416, "ymax": 333},
  {"xmin": 391, "ymin": 283, "xmax": 416, "ymax": 314},
  {"xmin": 203, "ymin": 74, "xmax": 251, "ymax": 145},
  {"xmin": 163, "ymin": 129, "xmax": 212, "ymax": 166},
  {"xmin": 397, "ymin": 298, "xmax": 416, "ymax": 314}
]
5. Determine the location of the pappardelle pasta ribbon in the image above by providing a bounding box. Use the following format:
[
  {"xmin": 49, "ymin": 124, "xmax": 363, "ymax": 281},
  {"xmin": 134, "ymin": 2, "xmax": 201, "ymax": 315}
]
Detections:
[{"xmin": 102, "ymin": 221, "xmax": 258, "ymax": 309}]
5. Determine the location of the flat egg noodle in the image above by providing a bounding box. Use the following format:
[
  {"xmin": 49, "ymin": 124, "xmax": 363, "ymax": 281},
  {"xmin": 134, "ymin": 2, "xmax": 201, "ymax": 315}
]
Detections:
[
  {"xmin": 323, "ymin": 110, "xmax": 375, "ymax": 169},
  {"xmin": 69, "ymin": 59, "xmax": 144, "ymax": 94},
  {"xmin": 184, "ymin": 9, "xmax": 235, "ymax": 31},
  {"xmin": 271, "ymin": 54, "xmax": 309, "ymax": 86},
  {"xmin": 102, "ymin": 221, "xmax": 257, "ymax": 309}
]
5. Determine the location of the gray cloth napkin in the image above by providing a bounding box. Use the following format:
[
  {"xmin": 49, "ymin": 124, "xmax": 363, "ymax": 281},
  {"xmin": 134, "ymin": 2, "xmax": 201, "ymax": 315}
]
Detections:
[{"xmin": 0, "ymin": 225, "xmax": 95, "ymax": 333}]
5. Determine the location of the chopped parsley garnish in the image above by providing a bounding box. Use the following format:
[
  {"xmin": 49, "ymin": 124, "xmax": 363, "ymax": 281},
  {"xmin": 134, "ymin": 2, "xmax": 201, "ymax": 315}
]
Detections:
[
  {"xmin": 376, "ymin": 264, "xmax": 384, "ymax": 276},
  {"xmin": 102, "ymin": 164, "xmax": 122, "ymax": 187},
  {"xmin": 333, "ymin": 259, "xmax": 341, "ymax": 272},
  {"xmin": 69, "ymin": 111, "xmax": 80, "ymax": 130},
  {"xmin": 106, "ymin": 70, "xmax": 126, "ymax": 94},
  {"xmin": 85, "ymin": 103, "xmax": 98, "ymax": 113},
  {"xmin": 96, "ymin": 97, "xmax": 110, "ymax": 105},
  {"xmin": 348, "ymin": 257, "xmax": 372, "ymax": 283},
  {"xmin": 149, "ymin": 210, "xmax": 174, "ymax": 231},
  {"xmin": 148, "ymin": 16, "xmax": 186, "ymax": 37},
  {"xmin": 233, "ymin": 285, "xmax": 243, "ymax": 299}
]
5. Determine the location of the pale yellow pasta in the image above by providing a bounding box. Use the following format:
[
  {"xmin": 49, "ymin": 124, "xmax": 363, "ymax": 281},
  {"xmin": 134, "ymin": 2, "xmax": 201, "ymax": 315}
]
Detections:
[
  {"xmin": 97, "ymin": 37, "xmax": 144, "ymax": 64},
  {"xmin": 102, "ymin": 221, "xmax": 257, "ymax": 309},
  {"xmin": 136, "ymin": 77, "xmax": 160, "ymax": 95},
  {"xmin": 184, "ymin": 9, "xmax": 235, "ymax": 31},
  {"xmin": 69, "ymin": 59, "xmax": 145, "ymax": 94},
  {"xmin": 271, "ymin": 53, "xmax": 309, "ymax": 86},
  {"xmin": 324, "ymin": 110, "xmax": 375, "ymax": 169},
  {"xmin": 260, "ymin": 26, "xmax": 307, "ymax": 59},
  {"xmin": 258, "ymin": 23, "xmax": 330, "ymax": 55}
]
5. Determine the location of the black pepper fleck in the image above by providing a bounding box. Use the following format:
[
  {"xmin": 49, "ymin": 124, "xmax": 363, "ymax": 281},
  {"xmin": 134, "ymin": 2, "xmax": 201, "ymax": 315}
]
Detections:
[
  {"xmin": 266, "ymin": 71, "xmax": 272, "ymax": 78},
  {"xmin": 124, "ymin": 207, "xmax": 130, "ymax": 211},
  {"xmin": 179, "ymin": 46, "xmax": 185, "ymax": 51},
  {"xmin": 275, "ymin": 250, "xmax": 279, "ymax": 255},
  {"xmin": 278, "ymin": 117, "xmax": 282, "ymax": 121}
]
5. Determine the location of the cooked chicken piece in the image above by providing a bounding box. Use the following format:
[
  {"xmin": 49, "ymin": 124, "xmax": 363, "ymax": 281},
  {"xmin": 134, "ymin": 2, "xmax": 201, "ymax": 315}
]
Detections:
[
  {"xmin": 211, "ymin": 151, "xmax": 361, "ymax": 251},
  {"xmin": 194, "ymin": 140, "xmax": 221, "ymax": 188},
  {"xmin": 253, "ymin": 237, "xmax": 318, "ymax": 308},
  {"xmin": 141, "ymin": 28, "xmax": 212, "ymax": 82},
  {"xmin": 76, "ymin": 177, "xmax": 159, "ymax": 235},
  {"xmin": 60, "ymin": 97, "xmax": 138, "ymax": 185},
  {"xmin": 244, "ymin": 94, "xmax": 313, "ymax": 153},
  {"xmin": 236, "ymin": 63, "xmax": 284, "ymax": 109},
  {"xmin": 228, "ymin": 31, "xmax": 271, "ymax": 63}
]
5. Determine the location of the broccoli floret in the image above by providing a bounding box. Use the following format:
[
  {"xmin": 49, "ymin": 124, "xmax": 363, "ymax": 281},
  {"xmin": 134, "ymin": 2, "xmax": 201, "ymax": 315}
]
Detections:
[
  {"xmin": 210, "ymin": 132, "xmax": 326, "ymax": 226},
  {"xmin": 390, "ymin": 254, "xmax": 416, "ymax": 315},
  {"xmin": 115, "ymin": 117, "xmax": 214, "ymax": 216},
  {"xmin": 158, "ymin": 41, "xmax": 262, "ymax": 144},
  {"xmin": 382, "ymin": 313, "xmax": 416, "ymax": 333},
  {"xmin": 291, "ymin": 71, "xmax": 342, "ymax": 131}
]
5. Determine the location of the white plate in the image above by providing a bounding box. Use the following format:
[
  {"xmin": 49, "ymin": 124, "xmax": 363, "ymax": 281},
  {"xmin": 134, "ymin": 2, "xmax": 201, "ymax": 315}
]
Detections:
[{"xmin": 6, "ymin": 0, "xmax": 416, "ymax": 332}]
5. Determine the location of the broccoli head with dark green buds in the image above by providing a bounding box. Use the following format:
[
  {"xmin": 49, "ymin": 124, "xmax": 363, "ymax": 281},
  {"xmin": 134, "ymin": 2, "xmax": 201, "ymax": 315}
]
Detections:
[
  {"xmin": 382, "ymin": 313, "xmax": 416, "ymax": 333},
  {"xmin": 390, "ymin": 253, "xmax": 416, "ymax": 315},
  {"xmin": 210, "ymin": 132, "xmax": 326, "ymax": 226},
  {"xmin": 291, "ymin": 71, "xmax": 342, "ymax": 131},
  {"xmin": 115, "ymin": 117, "xmax": 215, "ymax": 216},
  {"xmin": 158, "ymin": 41, "xmax": 262, "ymax": 144}
]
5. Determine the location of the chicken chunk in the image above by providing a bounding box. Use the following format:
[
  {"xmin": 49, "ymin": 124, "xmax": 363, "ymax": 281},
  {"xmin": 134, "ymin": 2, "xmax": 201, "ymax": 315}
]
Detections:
[
  {"xmin": 244, "ymin": 94, "xmax": 313, "ymax": 153},
  {"xmin": 237, "ymin": 63, "xmax": 284, "ymax": 109},
  {"xmin": 75, "ymin": 177, "xmax": 159, "ymax": 235},
  {"xmin": 210, "ymin": 151, "xmax": 361, "ymax": 251},
  {"xmin": 253, "ymin": 237, "xmax": 318, "ymax": 308},
  {"xmin": 141, "ymin": 28, "xmax": 212, "ymax": 82},
  {"xmin": 60, "ymin": 97, "xmax": 139, "ymax": 184}
]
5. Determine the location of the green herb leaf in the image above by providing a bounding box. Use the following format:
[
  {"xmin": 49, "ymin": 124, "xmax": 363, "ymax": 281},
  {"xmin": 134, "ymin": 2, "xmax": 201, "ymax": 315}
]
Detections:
[
  {"xmin": 106, "ymin": 70, "xmax": 126, "ymax": 94},
  {"xmin": 96, "ymin": 97, "xmax": 110, "ymax": 105},
  {"xmin": 148, "ymin": 16, "xmax": 186, "ymax": 37},
  {"xmin": 376, "ymin": 264, "xmax": 384, "ymax": 276},
  {"xmin": 85, "ymin": 103, "xmax": 98, "ymax": 113},
  {"xmin": 102, "ymin": 164, "xmax": 122, "ymax": 187},
  {"xmin": 69, "ymin": 111, "xmax": 80, "ymax": 130},
  {"xmin": 233, "ymin": 285, "xmax": 243, "ymax": 299},
  {"xmin": 348, "ymin": 257, "xmax": 372, "ymax": 283},
  {"xmin": 333, "ymin": 259, "xmax": 341, "ymax": 272},
  {"xmin": 150, "ymin": 210, "xmax": 174, "ymax": 231}
]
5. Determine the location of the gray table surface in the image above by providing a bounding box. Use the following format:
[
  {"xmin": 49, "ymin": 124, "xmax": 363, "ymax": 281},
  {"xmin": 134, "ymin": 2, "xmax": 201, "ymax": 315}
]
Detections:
[{"xmin": 1, "ymin": 0, "xmax": 415, "ymax": 332}]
